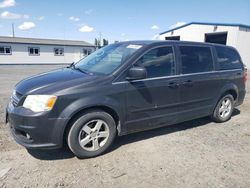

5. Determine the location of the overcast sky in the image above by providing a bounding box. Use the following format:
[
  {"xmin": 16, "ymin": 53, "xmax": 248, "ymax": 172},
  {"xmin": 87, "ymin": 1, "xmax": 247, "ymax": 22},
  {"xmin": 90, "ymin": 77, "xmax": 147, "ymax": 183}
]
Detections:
[{"xmin": 0, "ymin": 0, "xmax": 250, "ymax": 43}]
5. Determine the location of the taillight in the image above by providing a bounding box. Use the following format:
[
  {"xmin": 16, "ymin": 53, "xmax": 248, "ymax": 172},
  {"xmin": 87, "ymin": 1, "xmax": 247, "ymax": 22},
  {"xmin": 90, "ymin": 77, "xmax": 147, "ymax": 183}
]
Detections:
[{"xmin": 243, "ymin": 69, "xmax": 248, "ymax": 85}]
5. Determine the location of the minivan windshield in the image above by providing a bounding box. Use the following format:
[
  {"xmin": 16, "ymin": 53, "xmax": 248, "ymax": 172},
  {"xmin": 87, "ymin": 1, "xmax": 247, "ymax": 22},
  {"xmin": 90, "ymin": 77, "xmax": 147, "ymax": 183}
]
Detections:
[{"xmin": 74, "ymin": 43, "xmax": 143, "ymax": 75}]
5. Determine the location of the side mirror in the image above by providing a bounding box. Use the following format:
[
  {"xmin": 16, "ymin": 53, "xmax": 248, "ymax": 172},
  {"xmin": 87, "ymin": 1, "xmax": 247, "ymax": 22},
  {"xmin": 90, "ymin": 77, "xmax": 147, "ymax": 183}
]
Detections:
[{"xmin": 126, "ymin": 66, "xmax": 147, "ymax": 81}]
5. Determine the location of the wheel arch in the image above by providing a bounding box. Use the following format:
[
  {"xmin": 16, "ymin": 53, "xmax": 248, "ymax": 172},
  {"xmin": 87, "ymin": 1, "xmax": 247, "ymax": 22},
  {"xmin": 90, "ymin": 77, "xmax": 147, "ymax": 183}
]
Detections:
[
  {"xmin": 220, "ymin": 89, "xmax": 237, "ymax": 101},
  {"xmin": 211, "ymin": 83, "xmax": 239, "ymax": 114},
  {"xmin": 62, "ymin": 105, "xmax": 121, "ymax": 145},
  {"xmin": 218, "ymin": 83, "xmax": 239, "ymax": 101},
  {"xmin": 50, "ymin": 94, "xmax": 125, "ymax": 148}
]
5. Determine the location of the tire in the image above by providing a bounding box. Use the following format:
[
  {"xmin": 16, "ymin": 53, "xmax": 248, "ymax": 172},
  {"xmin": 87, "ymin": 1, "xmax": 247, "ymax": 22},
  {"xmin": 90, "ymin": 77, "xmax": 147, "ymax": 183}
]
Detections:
[
  {"xmin": 211, "ymin": 94, "xmax": 235, "ymax": 123},
  {"xmin": 67, "ymin": 111, "xmax": 117, "ymax": 158}
]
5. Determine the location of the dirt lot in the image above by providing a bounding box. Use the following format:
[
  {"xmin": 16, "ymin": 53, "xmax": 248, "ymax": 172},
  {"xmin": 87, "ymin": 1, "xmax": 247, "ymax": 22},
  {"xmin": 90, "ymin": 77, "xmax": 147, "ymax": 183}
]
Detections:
[{"xmin": 0, "ymin": 65, "xmax": 250, "ymax": 188}]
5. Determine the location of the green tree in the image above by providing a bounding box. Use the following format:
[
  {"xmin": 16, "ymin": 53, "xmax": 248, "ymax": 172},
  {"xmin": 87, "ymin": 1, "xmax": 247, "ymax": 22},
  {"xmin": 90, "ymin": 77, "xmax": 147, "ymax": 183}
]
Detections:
[
  {"xmin": 103, "ymin": 39, "xmax": 109, "ymax": 46},
  {"xmin": 94, "ymin": 38, "xmax": 101, "ymax": 48}
]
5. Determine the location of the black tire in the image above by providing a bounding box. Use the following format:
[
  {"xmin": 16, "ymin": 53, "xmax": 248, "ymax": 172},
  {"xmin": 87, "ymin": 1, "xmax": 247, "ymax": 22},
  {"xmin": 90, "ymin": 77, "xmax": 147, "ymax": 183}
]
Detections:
[
  {"xmin": 211, "ymin": 94, "xmax": 235, "ymax": 123},
  {"xmin": 67, "ymin": 111, "xmax": 117, "ymax": 158}
]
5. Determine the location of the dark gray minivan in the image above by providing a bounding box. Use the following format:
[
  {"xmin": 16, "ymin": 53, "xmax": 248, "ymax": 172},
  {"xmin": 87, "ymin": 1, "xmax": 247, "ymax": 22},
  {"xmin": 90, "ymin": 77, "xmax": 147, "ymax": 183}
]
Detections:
[{"xmin": 6, "ymin": 41, "xmax": 247, "ymax": 158}]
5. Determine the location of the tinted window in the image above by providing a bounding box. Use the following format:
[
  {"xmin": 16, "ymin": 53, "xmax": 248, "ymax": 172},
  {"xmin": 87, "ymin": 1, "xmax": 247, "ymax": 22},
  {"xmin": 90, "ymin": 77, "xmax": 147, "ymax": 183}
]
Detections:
[
  {"xmin": 135, "ymin": 46, "xmax": 175, "ymax": 78},
  {"xmin": 215, "ymin": 46, "xmax": 242, "ymax": 70},
  {"xmin": 180, "ymin": 46, "xmax": 213, "ymax": 74}
]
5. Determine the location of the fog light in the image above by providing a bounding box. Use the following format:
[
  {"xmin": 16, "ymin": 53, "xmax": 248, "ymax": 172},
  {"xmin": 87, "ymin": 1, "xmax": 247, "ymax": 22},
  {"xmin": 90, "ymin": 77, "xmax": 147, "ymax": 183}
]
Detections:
[{"xmin": 26, "ymin": 133, "xmax": 31, "ymax": 140}]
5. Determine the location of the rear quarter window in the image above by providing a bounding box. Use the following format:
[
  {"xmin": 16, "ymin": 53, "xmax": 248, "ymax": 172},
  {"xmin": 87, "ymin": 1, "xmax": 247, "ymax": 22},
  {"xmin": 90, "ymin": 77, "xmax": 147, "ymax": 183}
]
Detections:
[{"xmin": 215, "ymin": 46, "xmax": 242, "ymax": 70}]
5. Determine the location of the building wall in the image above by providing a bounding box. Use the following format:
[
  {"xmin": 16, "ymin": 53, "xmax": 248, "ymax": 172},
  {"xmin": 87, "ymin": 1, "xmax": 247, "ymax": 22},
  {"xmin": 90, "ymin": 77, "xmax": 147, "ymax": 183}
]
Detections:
[
  {"xmin": 159, "ymin": 24, "xmax": 238, "ymax": 46},
  {"xmin": 236, "ymin": 27, "xmax": 250, "ymax": 67},
  {"xmin": 0, "ymin": 43, "xmax": 95, "ymax": 64},
  {"xmin": 159, "ymin": 24, "xmax": 250, "ymax": 67}
]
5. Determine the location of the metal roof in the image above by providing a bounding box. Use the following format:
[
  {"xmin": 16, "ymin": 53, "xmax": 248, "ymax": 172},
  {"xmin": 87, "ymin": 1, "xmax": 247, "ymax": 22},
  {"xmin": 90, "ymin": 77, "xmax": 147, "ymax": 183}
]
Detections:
[
  {"xmin": 160, "ymin": 22, "xmax": 250, "ymax": 35},
  {"xmin": 0, "ymin": 36, "xmax": 95, "ymax": 47},
  {"xmin": 119, "ymin": 40, "xmax": 231, "ymax": 48}
]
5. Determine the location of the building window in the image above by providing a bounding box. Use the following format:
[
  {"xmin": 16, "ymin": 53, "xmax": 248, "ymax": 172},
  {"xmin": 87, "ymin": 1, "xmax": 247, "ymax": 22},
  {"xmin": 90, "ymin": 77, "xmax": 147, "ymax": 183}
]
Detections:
[
  {"xmin": 165, "ymin": 36, "xmax": 180, "ymax": 41},
  {"xmin": 0, "ymin": 46, "xmax": 12, "ymax": 55},
  {"xmin": 205, "ymin": 32, "xmax": 227, "ymax": 45},
  {"xmin": 28, "ymin": 47, "xmax": 40, "ymax": 56},
  {"xmin": 54, "ymin": 48, "xmax": 64, "ymax": 56},
  {"xmin": 83, "ymin": 49, "xmax": 92, "ymax": 56}
]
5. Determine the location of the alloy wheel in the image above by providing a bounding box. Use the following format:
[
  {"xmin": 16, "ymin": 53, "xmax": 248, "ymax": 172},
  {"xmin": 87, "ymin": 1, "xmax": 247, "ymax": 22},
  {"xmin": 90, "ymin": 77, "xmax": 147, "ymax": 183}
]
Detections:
[
  {"xmin": 219, "ymin": 98, "xmax": 232, "ymax": 119},
  {"xmin": 78, "ymin": 119, "xmax": 110, "ymax": 151}
]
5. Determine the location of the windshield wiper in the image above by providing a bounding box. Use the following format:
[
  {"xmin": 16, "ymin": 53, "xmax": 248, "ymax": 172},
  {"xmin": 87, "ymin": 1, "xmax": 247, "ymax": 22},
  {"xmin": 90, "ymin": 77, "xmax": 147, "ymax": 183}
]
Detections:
[
  {"xmin": 68, "ymin": 62, "xmax": 91, "ymax": 75},
  {"xmin": 67, "ymin": 62, "xmax": 75, "ymax": 68},
  {"xmin": 75, "ymin": 67, "xmax": 90, "ymax": 74}
]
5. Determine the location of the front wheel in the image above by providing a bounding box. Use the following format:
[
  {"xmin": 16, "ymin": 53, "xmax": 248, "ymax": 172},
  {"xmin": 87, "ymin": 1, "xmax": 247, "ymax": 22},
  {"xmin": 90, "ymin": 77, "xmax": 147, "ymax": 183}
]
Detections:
[
  {"xmin": 67, "ymin": 111, "xmax": 117, "ymax": 158},
  {"xmin": 211, "ymin": 94, "xmax": 234, "ymax": 123}
]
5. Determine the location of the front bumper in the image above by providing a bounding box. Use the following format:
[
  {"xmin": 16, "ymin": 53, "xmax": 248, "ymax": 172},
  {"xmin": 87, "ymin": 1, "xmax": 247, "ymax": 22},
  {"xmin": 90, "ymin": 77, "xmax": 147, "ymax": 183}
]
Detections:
[{"xmin": 6, "ymin": 102, "xmax": 67, "ymax": 149}]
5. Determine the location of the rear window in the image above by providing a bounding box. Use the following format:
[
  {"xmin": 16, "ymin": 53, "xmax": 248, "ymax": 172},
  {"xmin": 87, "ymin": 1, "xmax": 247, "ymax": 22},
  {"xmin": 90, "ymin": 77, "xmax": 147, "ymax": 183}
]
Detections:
[
  {"xmin": 180, "ymin": 46, "xmax": 213, "ymax": 74},
  {"xmin": 215, "ymin": 46, "xmax": 242, "ymax": 70}
]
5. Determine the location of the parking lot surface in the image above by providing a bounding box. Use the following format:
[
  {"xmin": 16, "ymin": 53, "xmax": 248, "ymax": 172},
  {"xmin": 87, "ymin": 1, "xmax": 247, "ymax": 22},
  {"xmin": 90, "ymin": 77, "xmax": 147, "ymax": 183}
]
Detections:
[{"xmin": 0, "ymin": 65, "xmax": 250, "ymax": 188}]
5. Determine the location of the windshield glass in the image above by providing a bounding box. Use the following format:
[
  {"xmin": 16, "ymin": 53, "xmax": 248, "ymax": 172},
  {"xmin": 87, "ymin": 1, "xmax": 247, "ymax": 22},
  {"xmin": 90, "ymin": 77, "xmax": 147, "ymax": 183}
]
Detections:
[{"xmin": 75, "ymin": 43, "xmax": 143, "ymax": 75}]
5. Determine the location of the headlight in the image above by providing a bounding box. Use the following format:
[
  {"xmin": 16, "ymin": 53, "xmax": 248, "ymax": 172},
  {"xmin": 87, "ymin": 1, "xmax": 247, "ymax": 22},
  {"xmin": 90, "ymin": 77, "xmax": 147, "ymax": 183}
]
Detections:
[{"xmin": 23, "ymin": 95, "xmax": 57, "ymax": 112}]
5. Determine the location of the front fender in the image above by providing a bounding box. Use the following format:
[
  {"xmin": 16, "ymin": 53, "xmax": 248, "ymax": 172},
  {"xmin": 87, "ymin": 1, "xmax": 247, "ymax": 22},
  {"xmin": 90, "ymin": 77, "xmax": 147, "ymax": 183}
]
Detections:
[
  {"xmin": 51, "ymin": 95, "xmax": 124, "ymax": 146},
  {"xmin": 61, "ymin": 95, "xmax": 123, "ymax": 120}
]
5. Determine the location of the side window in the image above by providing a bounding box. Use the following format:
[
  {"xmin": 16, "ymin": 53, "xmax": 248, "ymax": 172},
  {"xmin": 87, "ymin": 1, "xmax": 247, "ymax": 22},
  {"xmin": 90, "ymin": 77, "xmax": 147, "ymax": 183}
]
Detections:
[
  {"xmin": 215, "ymin": 46, "xmax": 242, "ymax": 70},
  {"xmin": 135, "ymin": 46, "xmax": 175, "ymax": 78},
  {"xmin": 180, "ymin": 46, "xmax": 213, "ymax": 74}
]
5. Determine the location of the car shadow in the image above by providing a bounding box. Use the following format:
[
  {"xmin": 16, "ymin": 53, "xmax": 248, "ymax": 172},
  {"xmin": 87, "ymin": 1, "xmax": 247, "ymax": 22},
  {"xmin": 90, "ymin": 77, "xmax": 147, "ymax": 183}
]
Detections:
[
  {"xmin": 27, "ymin": 145, "xmax": 75, "ymax": 160},
  {"xmin": 27, "ymin": 109, "xmax": 240, "ymax": 161},
  {"xmin": 109, "ymin": 109, "xmax": 240, "ymax": 153}
]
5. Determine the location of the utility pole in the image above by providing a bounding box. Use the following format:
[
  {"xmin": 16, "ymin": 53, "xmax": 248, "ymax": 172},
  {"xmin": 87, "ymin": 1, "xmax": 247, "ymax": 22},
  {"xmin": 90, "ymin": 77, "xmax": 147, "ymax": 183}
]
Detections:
[{"xmin": 12, "ymin": 23, "xmax": 15, "ymax": 37}]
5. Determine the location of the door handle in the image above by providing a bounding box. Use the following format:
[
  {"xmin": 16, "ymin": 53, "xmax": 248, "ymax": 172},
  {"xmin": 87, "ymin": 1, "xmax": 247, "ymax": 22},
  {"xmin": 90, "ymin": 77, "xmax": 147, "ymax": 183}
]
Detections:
[
  {"xmin": 168, "ymin": 82, "xmax": 179, "ymax": 89},
  {"xmin": 182, "ymin": 80, "xmax": 193, "ymax": 87}
]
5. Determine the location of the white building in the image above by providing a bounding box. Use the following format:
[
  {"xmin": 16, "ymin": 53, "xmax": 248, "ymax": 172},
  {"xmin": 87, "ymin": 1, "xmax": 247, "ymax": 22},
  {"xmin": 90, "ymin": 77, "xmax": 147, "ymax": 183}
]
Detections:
[
  {"xmin": 159, "ymin": 22, "xmax": 250, "ymax": 68},
  {"xmin": 0, "ymin": 36, "xmax": 95, "ymax": 64}
]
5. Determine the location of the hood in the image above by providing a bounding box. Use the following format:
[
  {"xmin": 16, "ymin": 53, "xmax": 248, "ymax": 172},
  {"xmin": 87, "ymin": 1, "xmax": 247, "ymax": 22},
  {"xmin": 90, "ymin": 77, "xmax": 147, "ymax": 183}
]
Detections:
[{"xmin": 15, "ymin": 67, "xmax": 103, "ymax": 95}]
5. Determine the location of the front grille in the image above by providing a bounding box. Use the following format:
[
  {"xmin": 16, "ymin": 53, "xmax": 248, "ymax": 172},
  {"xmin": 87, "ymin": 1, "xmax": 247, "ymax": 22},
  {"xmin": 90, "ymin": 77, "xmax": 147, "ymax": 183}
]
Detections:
[{"xmin": 11, "ymin": 90, "xmax": 23, "ymax": 107}]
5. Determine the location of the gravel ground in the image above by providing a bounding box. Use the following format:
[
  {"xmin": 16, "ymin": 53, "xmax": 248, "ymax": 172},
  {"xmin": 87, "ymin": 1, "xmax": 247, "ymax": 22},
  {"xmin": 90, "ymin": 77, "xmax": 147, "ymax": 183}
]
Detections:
[{"xmin": 0, "ymin": 65, "xmax": 250, "ymax": 188}]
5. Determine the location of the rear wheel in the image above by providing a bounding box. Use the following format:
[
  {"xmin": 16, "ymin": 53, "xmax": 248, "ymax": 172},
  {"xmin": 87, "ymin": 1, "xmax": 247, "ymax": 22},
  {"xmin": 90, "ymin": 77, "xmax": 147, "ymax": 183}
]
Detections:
[
  {"xmin": 67, "ymin": 111, "xmax": 117, "ymax": 158},
  {"xmin": 211, "ymin": 94, "xmax": 234, "ymax": 123}
]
